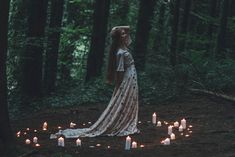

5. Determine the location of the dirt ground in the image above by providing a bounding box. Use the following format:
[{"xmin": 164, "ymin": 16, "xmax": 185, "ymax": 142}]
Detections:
[{"xmin": 12, "ymin": 94, "xmax": 235, "ymax": 157}]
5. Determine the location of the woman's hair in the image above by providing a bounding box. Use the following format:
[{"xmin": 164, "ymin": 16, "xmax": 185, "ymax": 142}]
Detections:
[{"xmin": 106, "ymin": 28, "xmax": 123, "ymax": 83}]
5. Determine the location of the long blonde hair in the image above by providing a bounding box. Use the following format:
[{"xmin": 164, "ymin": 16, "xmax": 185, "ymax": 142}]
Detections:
[{"xmin": 106, "ymin": 28, "xmax": 123, "ymax": 83}]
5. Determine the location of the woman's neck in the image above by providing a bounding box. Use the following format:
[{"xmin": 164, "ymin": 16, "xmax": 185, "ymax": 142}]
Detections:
[{"xmin": 119, "ymin": 45, "xmax": 128, "ymax": 50}]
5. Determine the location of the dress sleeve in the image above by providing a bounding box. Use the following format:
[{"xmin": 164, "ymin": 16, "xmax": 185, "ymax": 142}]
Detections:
[{"xmin": 116, "ymin": 52, "xmax": 125, "ymax": 72}]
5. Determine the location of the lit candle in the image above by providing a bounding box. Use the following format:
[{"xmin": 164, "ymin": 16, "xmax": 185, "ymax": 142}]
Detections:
[
  {"xmin": 181, "ymin": 118, "xmax": 186, "ymax": 129},
  {"xmin": 25, "ymin": 139, "xmax": 31, "ymax": 145},
  {"xmin": 157, "ymin": 121, "xmax": 162, "ymax": 127},
  {"xmin": 164, "ymin": 138, "xmax": 170, "ymax": 145},
  {"xmin": 35, "ymin": 143, "xmax": 40, "ymax": 147},
  {"xmin": 179, "ymin": 125, "xmax": 183, "ymax": 132},
  {"xmin": 26, "ymin": 128, "xmax": 30, "ymax": 131},
  {"xmin": 185, "ymin": 134, "xmax": 190, "ymax": 137},
  {"xmin": 140, "ymin": 144, "xmax": 145, "ymax": 148},
  {"xmin": 125, "ymin": 136, "xmax": 131, "ymax": 150},
  {"xmin": 174, "ymin": 121, "xmax": 179, "ymax": 127},
  {"xmin": 132, "ymin": 141, "xmax": 137, "ymax": 148},
  {"xmin": 16, "ymin": 131, "xmax": 21, "ymax": 137},
  {"xmin": 96, "ymin": 143, "xmax": 101, "ymax": 147},
  {"xmin": 58, "ymin": 137, "xmax": 64, "ymax": 147},
  {"xmin": 34, "ymin": 130, "xmax": 37, "ymax": 133},
  {"xmin": 58, "ymin": 126, "xmax": 62, "ymax": 129},
  {"xmin": 43, "ymin": 122, "xmax": 47, "ymax": 130},
  {"xmin": 76, "ymin": 138, "xmax": 81, "ymax": 146},
  {"xmin": 170, "ymin": 133, "xmax": 176, "ymax": 140},
  {"xmin": 33, "ymin": 137, "xmax": 38, "ymax": 143},
  {"xmin": 152, "ymin": 112, "xmax": 157, "ymax": 124},
  {"xmin": 70, "ymin": 122, "xmax": 76, "ymax": 128},
  {"xmin": 168, "ymin": 125, "xmax": 173, "ymax": 135},
  {"xmin": 107, "ymin": 146, "xmax": 111, "ymax": 149}
]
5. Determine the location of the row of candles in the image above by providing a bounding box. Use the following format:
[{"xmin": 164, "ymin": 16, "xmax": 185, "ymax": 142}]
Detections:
[{"xmin": 18, "ymin": 112, "xmax": 192, "ymax": 149}]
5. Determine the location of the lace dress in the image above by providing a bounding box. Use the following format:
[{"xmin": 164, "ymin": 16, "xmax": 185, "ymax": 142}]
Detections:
[{"xmin": 50, "ymin": 48, "xmax": 139, "ymax": 138}]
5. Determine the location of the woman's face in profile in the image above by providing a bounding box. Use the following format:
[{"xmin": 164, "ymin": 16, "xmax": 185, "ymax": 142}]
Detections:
[{"xmin": 121, "ymin": 29, "xmax": 132, "ymax": 46}]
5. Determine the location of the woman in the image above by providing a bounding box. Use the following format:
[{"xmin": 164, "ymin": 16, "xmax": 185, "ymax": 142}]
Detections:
[{"xmin": 50, "ymin": 26, "xmax": 139, "ymax": 138}]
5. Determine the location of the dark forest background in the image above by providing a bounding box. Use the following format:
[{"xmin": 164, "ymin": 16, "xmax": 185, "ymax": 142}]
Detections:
[{"xmin": 0, "ymin": 0, "xmax": 235, "ymax": 155}]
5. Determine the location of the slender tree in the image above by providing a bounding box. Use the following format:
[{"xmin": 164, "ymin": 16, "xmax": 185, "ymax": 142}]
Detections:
[
  {"xmin": 85, "ymin": 0, "xmax": 111, "ymax": 81},
  {"xmin": 170, "ymin": 0, "xmax": 181, "ymax": 66},
  {"xmin": 153, "ymin": 3, "xmax": 166, "ymax": 53},
  {"xmin": 215, "ymin": 0, "xmax": 229, "ymax": 58},
  {"xmin": 178, "ymin": 0, "xmax": 192, "ymax": 53},
  {"xmin": 133, "ymin": 0, "xmax": 156, "ymax": 70},
  {"xmin": 229, "ymin": 0, "xmax": 235, "ymax": 17},
  {"xmin": 44, "ymin": 0, "xmax": 65, "ymax": 94},
  {"xmin": 207, "ymin": 0, "xmax": 218, "ymax": 53},
  {"xmin": 21, "ymin": 0, "xmax": 48, "ymax": 99},
  {"xmin": 0, "ymin": 0, "xmax": 14, "ymax": 153}
]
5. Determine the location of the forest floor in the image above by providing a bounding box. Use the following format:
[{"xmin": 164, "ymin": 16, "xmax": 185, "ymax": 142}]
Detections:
[{"xmin": 12, "ymin": 94, "xmax": 235, "ymax": 157}]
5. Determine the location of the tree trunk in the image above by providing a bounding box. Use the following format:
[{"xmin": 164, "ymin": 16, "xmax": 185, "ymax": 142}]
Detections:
[
  {"xmin": 179, "ymin": 0, "xmax": 192, "ymax": 53},
  {"xmin": 133, "ymin": 0, "xmax": 156, "ymax": 70},
  {"xmin": 0, "ymin": 0, "xmax": 14, "ymax": 153},
  {"xmin": 44, "ymin": 0, "xmax": 64, "ymax": 94},
  {"xmin": 207, "ymin": 0, "xmax": 218, "ymax": 53},
  {"xmin": 21, "ymin": 0, "xmax": 48, "ymax": 99},
  {"xmin": 153, "ymin": 3, "xmax": 165, "ymax": 53},
  {"xmin": 85, "ymin": 0, "xmax": 111, "ymax": 81},
  {"xmin": 215, "ymin": 0, "xmax": 229, "ymax": 58},
  {"xmin": 170, "ymin": 0, "xmax": 181, "ymax": 66},
  {"xmin": 229, "ymin": 0, "xmax": 235, "ymax": 17}
]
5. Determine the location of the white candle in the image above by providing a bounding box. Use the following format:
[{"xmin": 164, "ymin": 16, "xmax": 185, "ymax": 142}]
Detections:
[
  {"xmin": 43, "ymin": 122, "xmax": 47, "ymax": 130},
  {"xmin": 152, "ymin": 112, "xmax": 157, "ymax": 124},
  {"xmin": 25, "ymin": 139, "xmax": 31, "ymax": 145},
  {"xmin": 174, "ymin": 121, "xmax": 179, "ymax": 127},
  {"xmin": 16, "ymin": 131, "xmax": 21, "ymax": 137},
  {"xmin": 58, "ymin": 137, "xmax": 64, "ymax": 147},
  {"xmin": 132, "ymin": 141, "xmax": 137, "ymax": 148},
  {"xmin": 76, "ymin": 138, "xmax": 81, "ymax": 146},
  {"xmin": 179, "ymin": 125, "xmax": 183, "ymax": 132},
  {"xmin": 181, "ymin": 118, "xmax": 186, "ymax": 129},
  {"xmin": 164, "ymin": 138, "xmax": 170, "ymax": 145},
  {"xmin": 33, "ymin": 137, "xmax": 38, "ymax": 143},
  {"xmin": 70, "ymin": 122, "xmax": 76, "ymax": 128},
  {"xmin": 168, "ymin": 125, "xmax": 173, "ymax": 135},
  {"xmin": 170, "ymin": 133, "xmax": 176, "ymax": 140},
  {"xmin": 125, "ymin": 136, "xmax": 131, "ymax": 150},
  {"xmin": 157, "ymin": 121, "xmax": 162, "ymax": 127}
]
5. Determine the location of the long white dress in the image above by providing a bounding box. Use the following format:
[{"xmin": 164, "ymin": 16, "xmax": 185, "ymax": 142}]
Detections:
[{"xmin": 50, "ymin": 48, "xmax": 139, "ymax": 138}]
